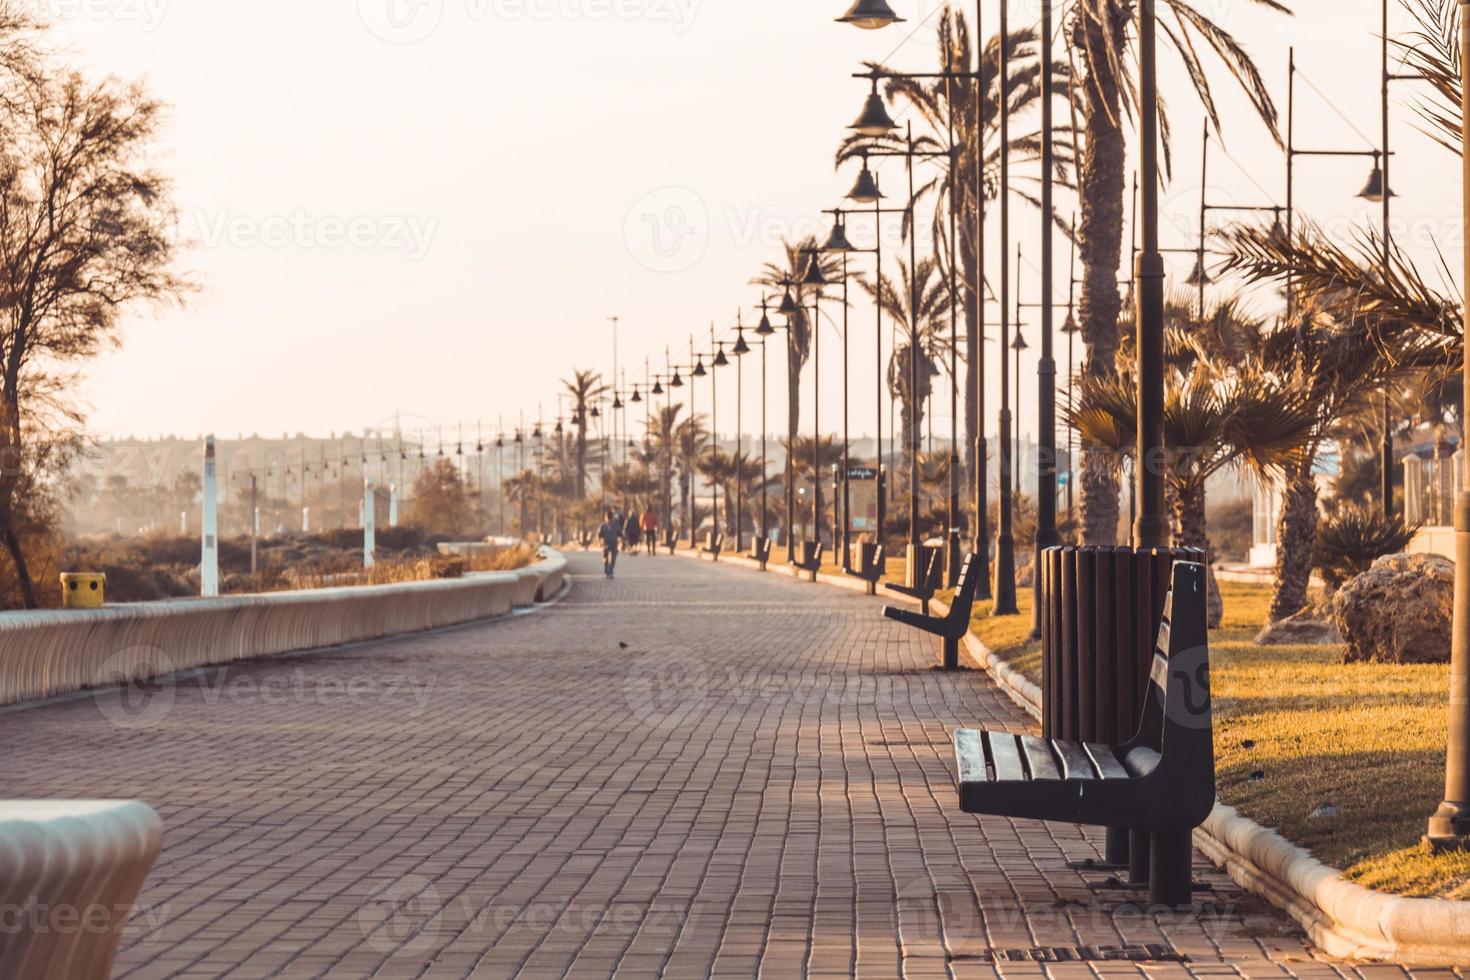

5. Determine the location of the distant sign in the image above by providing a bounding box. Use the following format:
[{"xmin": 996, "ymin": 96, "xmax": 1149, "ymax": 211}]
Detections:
[{"xmin": 848, "ymin": 469, "xmax": 879, "ymax": 532}]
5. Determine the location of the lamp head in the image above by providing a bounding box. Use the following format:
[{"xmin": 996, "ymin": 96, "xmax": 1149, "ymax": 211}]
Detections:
[
  {"xmin": 670, "ymin": 370, "xmax": 683, "ymax": 388},
  {"xmin": 849, "ymin": 84, "xmax": 898, "ymax": 137},
  {"xmin": 652, "ymin": 378, "xmax": 664, "ymax": 396},
  {"xmin": 733, "ymin": 327, "xmax": 751, "ymax": 356},
  {"xmin": 630, "ymin": 386, "xmax": 642, "ymax": 403},
  {"xmin": 777, "ymin": 286, "xmax": 801, "ymax": 316},
  {"xmin": 800, "ymin": 253, "xmax": 830, "ymax": 288},
  {"xmin": 836, "ymin": 0, "xmax": 903, "ymax": 29},
  {"xmin": 823, "ymin": 213, "xmax": 855, "ymax": 252},
  {"xmin": 1357, "ymin": 155, "xmax": 1394, "ymax": 202},
  {"xmin": 845, "ymin": 160, "xmax": 884, "ymax": 204},
  {"xmin": 693, "ymin": 357, "xmax": 707, "ymax": 378},
  {"xmin": 714, "ymin": 343, "xmax": 729, "ymax": 368}
]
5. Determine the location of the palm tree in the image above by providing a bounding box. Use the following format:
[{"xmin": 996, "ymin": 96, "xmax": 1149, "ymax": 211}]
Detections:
[
  {"xmin": 1219, "ymin": 222, "xmax": 1456, "ymax": 620},
  {"xmin": 561, "ymin": 369, "xmax": 609, "ymax": 501},
  {"xmin": 838, "ymin": 11, "xmax": 1073, "ymax": 497},
  {"xmin": 782, "ymin": 434, "xmax": 847, "ymax": 543},
  {"xmin": 674, "ymin": 414, "xmax": 710, "ymax": 541},
  {"xmin": 754, "ymin": 236, "xmax": 844, "ymax": 522},
  {"xmin": 1066, "ymin": 0, "xmax": 1291, "ymax": 545},
  {"xmin": 648, "ymin": 403, "xmax": 684, "ymax": 531},
  {"xmin": 855, "ymin": 256, "xmax": 952, "ymax": 499}
]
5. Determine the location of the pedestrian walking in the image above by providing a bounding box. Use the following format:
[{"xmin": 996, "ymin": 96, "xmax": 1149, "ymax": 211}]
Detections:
[
  {"xmin": 624, "ymin": 507, "xmax": 643, "ymax": 554},
  {"xmin": 598, "ymin": 509, "xmax": 621, "ymax": 579},
  {"xmin": 640, "ymin": 507, "xmax": 659, "ymax": 556}
]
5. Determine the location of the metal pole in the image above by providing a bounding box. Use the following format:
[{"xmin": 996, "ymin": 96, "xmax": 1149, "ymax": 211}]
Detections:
[
  {"xmin": 975, "ymin": 0, "xmax": 991, "ymax": 600},
  {"xmin": 946, "ymin": 68, "xmax": 961, "ymax": 587},
  {"xmin": 1199, "ymin": 120, "xmax": 1209, "ymax": 320},
  {"xmin": 762, "ymin": 334, "xmax": 769, "ymax": 540},
  {"xmin": 1286, "ymin": 48, "xmax": 1296, "ymax": 318},
  {"xmin": 813, "ymin": 291, "xmax": 822, "ymax": 544},
  {"xmin": 737, "ymin": 334, "xmax": 744, "ymax": 553},
  {"xmin": 711, "ymin": 326, "xmax": 720, "ymax": 550},
  {"xmin": 875, "ymin": 190, "xmax": 887, "ymax": 555},
  {"xmin": 1426, "ymin": 0, "xmax": 1470, "ymax": 851},
  {"xmin": 993, "ymin": 0, "xmax": 1018, "ymax": 614},
  {"xmin": 1133, "ymin": 0, "xmax": 1169, "ymax": 550},
  {"xmin": 787, "ymin": 315, "xmax": 797, "ymax": 565},
  {"xmin": 907, "ymin": 122, "xmax": 921, "ymax": 562},
  {"xmin": 843, "ymin": 253, "xmax": 853, "ymax": 570},
  {"xmin": 1381, "ymin": 0, "xmax": 1395, "ymax": 518},
  {"xmin": 1031, "ymin": 0, "xmax": 1059, "ymax": 639}
]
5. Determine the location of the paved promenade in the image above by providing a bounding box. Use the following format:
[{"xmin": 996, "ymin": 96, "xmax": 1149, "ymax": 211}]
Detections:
[{"xmin": 4, "ymin": 552, "xmax": 1456, "ymax": 978}]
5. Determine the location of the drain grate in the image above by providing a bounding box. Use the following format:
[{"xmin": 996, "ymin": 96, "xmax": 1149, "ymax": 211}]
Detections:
[{"xmin": 968, "ymin": 943, "xmax": 1185, "ymax": 963}]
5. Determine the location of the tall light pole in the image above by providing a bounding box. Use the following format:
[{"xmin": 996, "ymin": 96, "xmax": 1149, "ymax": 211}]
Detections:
[
  {"xmin": 1133, "ymin": 0, "xmax": 1169, "ymax": 552},
  {"xmin": 1032, "ymin": 0, "xmax": 1060, "ymax": 638},
  {"xmin": 1426, "ymin": 0, "xmax": 1470, "ymax": 853},
  {"xmin": 992, "ymin": 0, "xmax": 1019, "ymax": 614}
]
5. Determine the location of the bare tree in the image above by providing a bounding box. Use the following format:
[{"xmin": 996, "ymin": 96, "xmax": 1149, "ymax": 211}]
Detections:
[{"xmin": 0, "ymin": 66, "xmax": 190, "ymax": 606}]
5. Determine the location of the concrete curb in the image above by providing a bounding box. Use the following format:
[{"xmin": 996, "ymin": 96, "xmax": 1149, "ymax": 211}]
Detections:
[
  {"xmin": 943, "ymin": 605, "xmax": 1470, "ymax": 967},
  {"xmin": 0, "ymin": 550, "xmax": 569, "ymax": 709},
  {"xmin": 678, "ymin": 551, "xmax": 1470, "ymax": 965}
]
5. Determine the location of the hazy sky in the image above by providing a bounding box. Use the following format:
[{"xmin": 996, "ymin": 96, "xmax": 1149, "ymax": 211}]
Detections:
[{"xmin": 49, "ymin": 0, "xmax": 1462, "ymax": 449}]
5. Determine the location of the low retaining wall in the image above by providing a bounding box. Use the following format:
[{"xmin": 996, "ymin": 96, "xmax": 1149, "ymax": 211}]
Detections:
[
  {"xmin": 0, "ymin": 551, "xmax": 567, "ymax": 709},
  {"xmin": 0, "ymin": 800, "xmax": 162, "ymax": 979}
]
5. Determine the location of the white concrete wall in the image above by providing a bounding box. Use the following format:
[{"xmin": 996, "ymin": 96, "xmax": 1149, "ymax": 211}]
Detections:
[
  {"xmin": 0, "ymin": 801, "xmax": 162, "ymax": 979},
  {"xmin": 0, "ymin": 552, "xmax": 567, "ymax": 709}
]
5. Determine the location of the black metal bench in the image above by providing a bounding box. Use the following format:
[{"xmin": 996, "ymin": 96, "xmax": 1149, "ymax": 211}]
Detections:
[
  {"xmin": 751, "ymin": 536, "xmax": 772, "ymax": 567},
  {"xmin": 952, "ymin": 561, "xmax": 1214, "ymax": 908},
  {"xmin": 884, "ymin": 548, "xmax": 944, "ymax": 615},
  {"xmin": 844, "ymin": 543, "xmax": 886, "ymax": 595},
  {"xmin": 700, "ymin": 531, "xmax": 724, "ymax": 559},
  {"xmin": 664, "ymin": 529, "xmax": 679, "ymax": 555},
  {"xmin": 882, "ymin": 553, "xmax": 981, "ymax": 670},
  {"xmin": 795, "ymin": 541, "xmax": 824, "ymax": 578}
]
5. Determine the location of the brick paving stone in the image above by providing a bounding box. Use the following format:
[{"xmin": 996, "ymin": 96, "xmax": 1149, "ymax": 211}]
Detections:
[{"xmin": 2, "ymin": 551, "xmax": 1463, "ymax": 979}]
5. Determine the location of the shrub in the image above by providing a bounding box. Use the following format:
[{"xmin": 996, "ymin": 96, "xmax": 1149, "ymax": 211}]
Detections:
[{"xmin": 1313, "ymin": 504, "xmax": 1418, "ymax": 591}]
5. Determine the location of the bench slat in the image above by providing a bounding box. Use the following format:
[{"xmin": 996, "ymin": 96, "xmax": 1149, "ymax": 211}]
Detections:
[
  {"xmin": 985, "ymin": 732, "xmax": 1027, "ymax": 782},
  {"xmin": 1020, "ymin": 736, "xmax": 1061, "ymax": 780},
  {"xmin": 1155, "ymin": 620, "xmax": 1171, "ymax": 656},
  {"xmin": 1083, "ymin": 743, "xmax": 1130, "ymax": 780},
  {"xmin": 1051, "ymin": 740, "xmax": 1096, "ymax": 780},
  {"xmin": 955, "ymin": 728, "xmax": 988, "ymax": 784}
]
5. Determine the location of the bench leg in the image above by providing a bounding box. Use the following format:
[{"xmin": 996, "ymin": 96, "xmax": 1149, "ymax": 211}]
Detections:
[
  {"xmin": 942, "ymin": 636, "xmax": 959, "ymax": 671},
  {"xmin": 1148, "ymin": 830, "xmax": 1193, "ymax": 909},
  {"xmin": 1128, "ymin": 829, "xmax": 1150, "ymax": 886},
  {"xmin": 1104, "ymin": 827, "xmax": 1130, "ymax": 868}
]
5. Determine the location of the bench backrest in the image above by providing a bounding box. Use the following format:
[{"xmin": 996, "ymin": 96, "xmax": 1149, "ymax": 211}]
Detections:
[
  {"xmin": 924, "ymin": 550, "xmax": 944, "ymax": 591},
  {"xmin": 868, "ymin": 544, "xmax": 886, "ymax": 575},
  {"xmin": 1128, "ymin": 561, "xmax": 1213, "ymax": 790},
  {"xmin": 944, "ymin": 554, "xmax": 982, "ymax": 626}
]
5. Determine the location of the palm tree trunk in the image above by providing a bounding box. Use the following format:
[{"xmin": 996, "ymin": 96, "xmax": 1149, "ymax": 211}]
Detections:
[
  {"xmin": 1172, "ymin": 479, "xmax": 1222, "ymax": 628},
  {"xmin": 1075, "ymin": 11, "xmax": 1126, "ymax": 547},
  {"xmin": 1269, "ymin": 463, "xmax": 1319, "ymax": 621}
]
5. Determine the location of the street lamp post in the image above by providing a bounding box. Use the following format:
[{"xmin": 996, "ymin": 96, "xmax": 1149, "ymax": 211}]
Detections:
[
  {"xmin": 1134, "ymin": 0, "xmax": 1169, "ymax": 553},
  {"xmin": 992, "ymin": 0, "xmax": 1019, "ymax": 614},
  {"xmin": 1426, "ymin": 0, "xmax": 1470, "ymax": 853},
  {"xmin": 1033, "ymin": 0, "xmax": 1060, "ymax": 636},
  {"xmin": 733, "ymin": 318, "xmax": 751, "ymax": 553}
]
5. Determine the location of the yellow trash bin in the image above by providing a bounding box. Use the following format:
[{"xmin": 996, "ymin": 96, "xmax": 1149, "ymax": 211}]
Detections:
[{"xmin": 60, "ymin": 573, "xmax": 106, "ymax": 609}]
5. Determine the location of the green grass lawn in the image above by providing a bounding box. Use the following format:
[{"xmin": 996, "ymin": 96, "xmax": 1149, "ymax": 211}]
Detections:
[{"xmin": 962, "ymin": 579, "xmax": 1470, "ymax": 899}]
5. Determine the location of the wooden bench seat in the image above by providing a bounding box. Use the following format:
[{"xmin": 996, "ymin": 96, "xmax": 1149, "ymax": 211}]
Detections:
[
  {"xmin": 883, "ymin": 553, "xmax": 982, "ymax": 670},
  {"xmin": 952, "ymin": 561, "xmax": 1214, "ymax": 907}
]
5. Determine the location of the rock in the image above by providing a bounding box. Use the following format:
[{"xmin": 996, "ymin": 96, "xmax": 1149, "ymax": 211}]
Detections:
[
  {"xmin": 1327, "ymin": 553, "xmax": 1454, "ymax": 664},
  {"xmin": 1308, "ymin": 803, "xmax": 1340, "ymax": 820},
  {"xmin": 1240, "ymin": 739, "xmax": 1256, "ymax": 750},
  {"xmin": 1254, "ymin": 609, "xmax": 1343, "ymax": 647},
  {"xmin": 1249, "ymin": 770, "xmax": 1265, "ymax": 782}
]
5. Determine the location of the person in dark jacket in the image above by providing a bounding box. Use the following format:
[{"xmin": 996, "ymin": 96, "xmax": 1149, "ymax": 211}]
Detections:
[{"xmin": 597, "ymin": 510, "xmax": 621, "ymax": 579}]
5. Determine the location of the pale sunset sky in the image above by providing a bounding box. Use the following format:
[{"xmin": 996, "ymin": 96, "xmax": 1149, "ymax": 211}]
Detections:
[{"xmin": 43, "ymin": 0, "xmax": 1462, "ymax": 446}]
